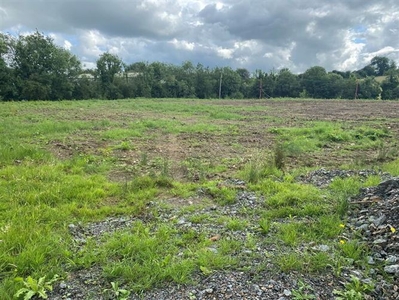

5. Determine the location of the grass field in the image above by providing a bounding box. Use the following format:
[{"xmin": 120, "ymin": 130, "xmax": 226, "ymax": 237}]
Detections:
[{"xmin": 1, "ymin": 98, "xmax": 399, "ymax": 299}]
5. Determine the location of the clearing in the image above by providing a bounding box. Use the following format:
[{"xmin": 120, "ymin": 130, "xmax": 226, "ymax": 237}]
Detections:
[{"xmin": 1, "ymin": 98, "xmax": 399, "ymax": 299}]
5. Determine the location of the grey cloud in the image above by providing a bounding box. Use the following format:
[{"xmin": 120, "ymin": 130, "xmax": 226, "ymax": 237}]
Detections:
[
  {"xmin": 0, "ymin": 0, "xmax": 398, "ymax": 72},
  {"xmin": 57, "ymin": 1, "xmax": 180, "ymax": 39}
]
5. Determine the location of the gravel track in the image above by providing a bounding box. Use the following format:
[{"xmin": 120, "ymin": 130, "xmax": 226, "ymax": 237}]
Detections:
[{"xmin": 48, "ymin": 169, "xmax": 398, "ymax": 300}]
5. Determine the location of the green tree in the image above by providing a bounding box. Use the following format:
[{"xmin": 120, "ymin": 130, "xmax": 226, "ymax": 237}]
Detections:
[
  {"xmin": 11, "ymin": 31, "xmax": 81, "ymax": 100},
  {"xmin": 96, "ymin": 52, "xmax": 123, "ymax": 99},
  {"xmin": 217, "ymin": 67, "xmax": 242, "ymax": 98},
  {"xmin": 358, "ymin": 77, "xmax": 381, "ymax": 99},
  {"xmin": 195, "ymin": 64, "xmax": 216, "ymax": 99},
  {"xmin": 370, "ymin": 56, "xmax": 391, "ymax": 76},
  {"xmin": 275, "ymin": 68, "xmax": 300, "ymax": 98},
  {"xmin": 0, "ymin": 34, "xmax": 17, "ymax": 100},
  {"xmin": 323, "ymin": 73, "xmax": 344, "ymax": 99},
  {"xmin": 126, "ymin": 62, "xmax": 152, "ymax": 97},
  {"xmin": 73, "ymin": 78, "xmax": 100, "ymax": 100},
  {"xmin": 381, "ymin": 71, "xmax": 399, "ymax": 100},
  {"xmin": 97, "ymin": 52, "xmax": 123, "ymax": 84},
  {"xmin": 175, "ymin": 61, "xmax": 196, "ymax": 98},
  {"xmin": 248, "ymin": 70, "xmax": 265, "ymax": 98},
  {"xmin": 301, "ymin": 66, "xmax": 328, "ymax": 98},
  {"xmin": 340, "ymin": 77, "xmax": 357, "ymax": 99}
]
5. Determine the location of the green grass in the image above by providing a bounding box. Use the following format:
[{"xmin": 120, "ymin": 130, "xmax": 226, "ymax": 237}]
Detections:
[
  {"xmin": 383, "ymin": 157, "xmax": 399, "ymax": 176},
  {"xmin": 74, "ymin": 221, "xmax": 239, "ymax": 292},
  {"xmin": 0, "ymin": 99, "xmax": 398, "ymax": 298},
  {"xmin": 270, "ymin": 121, "xmax": 391, "ymax": 156}
]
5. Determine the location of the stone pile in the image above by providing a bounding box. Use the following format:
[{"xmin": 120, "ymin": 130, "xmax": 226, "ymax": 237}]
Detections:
[
  {"xmin": 300, "ymin": 169, "xmax": 399, "ymax": 299},
  {"xmin": 298, "ymin": 168, "xmax": 391, "ymax": 188},
  {"xmin": 346, "ymin": 177, "xmax": 399, "ymax": 299}
]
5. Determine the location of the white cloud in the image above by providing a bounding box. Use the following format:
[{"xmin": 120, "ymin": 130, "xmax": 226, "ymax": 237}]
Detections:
[
  {"xmin": 364, "ymin": 46, "xmax": 399, "ymax": 62},
  {"xmin": 170, "ymin": 38, "xmax": 195, "ymax": 51},
  {"xmin": 79, "ymin": 30, "xmax": 108, "ymax": 58},
  {"xmin": 216, "ymin": 47, "xmax": 234, "ymax": 59},
  {"xmin": 63, "ymin": 40, "xmax": 72, "ymax": 51},
  {"xmin": 0, "ymin": 0, "xmax": 398, "ymax": 72},
  {"xmin": 331, "ymin": 30, "xmax": 366, "ymax": 71}
]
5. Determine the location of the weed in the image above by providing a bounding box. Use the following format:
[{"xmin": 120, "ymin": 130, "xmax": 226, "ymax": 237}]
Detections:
[
  {"xmin": 140, "ymin": 152, "xmax": 148, "ymax": 166},
  {"xmin": 14, "ymin": 274, "xmax": 60, "ymax": 300},
  {"xmin": 0, "ymin": 99, "xmax": 397, "ymax": 297},
  {"xmin": 203, "ymin": 184, "xmax": 237, "ymax": 205},
  {"xmin": 114, "ymin": 141, "xmax": 133, "ymax": 151},
  {"xmin": 188, "ymin": 214, "xmax": 211, "ymax": 224},
  {"xmin": 170, "ymin": 182, "xmax": 198, "ymax": 198},
  {"xmin": 383, "ymin": 157, "xmax": 399, "ymax": 176},
  {"xmin": 240, "ymin": 155, "xmax": 283, "ymax": 184},
  {"xmin": 199, "ymin": 265, "xmax": 212, "ymax": 275},
  {"xmin": 291, "ymin": 280, "xmax": 316, "ymax": 299},
  {"xmin": 333, "ymin": 275, "xmax": 374, "ymax": 300},
  {"xmin": 328, "ymin": 177, "xmax": 362, "ymax": 217},
  {"xmin": 244, "ymin": 159, "xmax": 263, "ymax": 184},
  {"xmin": 273, "ymin": 142, "xmax": 285, "ymax": 170},
  {"xmin": 161, "ymin": 157, "xmax": 170, "ymax": 178},
  {"xmin": 226, "ymin": 218, "xmax": 248, "ymax": 231},
  {"xmin": 103, "ymin": 281, "xmax": 131, "ymax": 300},
  {"xmin": 244, "ymin": 233, "xmax": 258, "ymax": 250},
  {"xmin": 277, "ymin": 250, "xmax": 332, "ymax": 273},
  {"xmin": 181, "ymin": 158, "xmax": 210, "ymax": 182},
  {"xmin": 259, "ymin": 217, "xmax": 271, "ymax": 234},
  {"xmin": 277, "ymin": 222, "xmax": 300, "ymax": 246},
  {"xmin": 306, "ymin": 251, "xmax": 332, "ymax": 273},
  {"xmin": 339, "ymin": 240, "xmax": 367, "ymax": 263},
  {"xmin": 277, "ymin": 252, "xmax": 303, "ymax": 272}
]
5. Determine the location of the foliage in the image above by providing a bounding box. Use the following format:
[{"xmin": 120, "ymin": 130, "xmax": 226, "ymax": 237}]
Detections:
[
  {"xmin": 333, "ymin": 275, "xmax": 374, "ymax": 300},
  {"xmin": 14, "ymin": 275, "xmax": 59, "ymax": 300},
  {"xmin": 291, "ymin": 280, "xmax": 316, "ymax": 299},
  {"xmin": 96, "ymin": 52, "xmax": 123, "ymax": 99},
  {"xmin": 9, "ymin": 31, "xmax": 80, "ymax": 100},
  {"xmin": 103, "ymin": 281, "xmax": 131, "ymax": 300},
  {"xmin": 1, "ymin": 31, "xmax": 398, "ymax": 100}
]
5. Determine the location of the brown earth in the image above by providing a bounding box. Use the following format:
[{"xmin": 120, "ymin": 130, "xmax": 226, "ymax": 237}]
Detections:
[{"xmin": 46, "ymin": 99, "xmax": 399, "ymax": 184}]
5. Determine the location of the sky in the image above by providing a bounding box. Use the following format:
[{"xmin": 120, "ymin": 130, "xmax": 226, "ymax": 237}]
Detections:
[{"xmin": 0, "ymin": 0, "xmax": 398, "ymax": 73}]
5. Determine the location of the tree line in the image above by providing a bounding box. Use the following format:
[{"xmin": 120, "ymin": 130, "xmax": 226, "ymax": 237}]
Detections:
[{"xmin": 1, "ymin": 31, "xmax": 399, "ymax": 101}]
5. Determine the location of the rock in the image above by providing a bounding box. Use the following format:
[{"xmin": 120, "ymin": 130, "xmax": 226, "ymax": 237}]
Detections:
[
  {"xmin": 372, "ymin": 215, "xmax": 387, "ymax": 227},
  {"xmin": 386, "ymin": 256, "xmax": 398, "ymax": 264},
  {"xmin": 373, "ymin": 238, "xmax": 387, "ymax": 245},
  {"xmin": 283, "ymin": 289, "xmax": 292, "ymax": 296},
  {"xmin": 312, "ymin": 244, "xmax": 330, "ymax": 252},
  {"xmin": 384, "ymin": 264, "xmax": 399, "ymax": 274},
  {"xmin": 326, "ymin": 169, "xmax": 399, "ymax": 298},
  {"xmin": 59, "ymin": 283, "xmax": 67, "ymax": 289},
  {"xmin": 367, "ymin": 256, "xmax": 375, "ymax": 265},
  {"xmin": 377, "ymin": 178, "xmax": 399, "ymax": 195}
]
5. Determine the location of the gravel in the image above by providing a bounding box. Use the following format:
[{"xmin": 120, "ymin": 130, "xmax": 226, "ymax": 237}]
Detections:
[{"xmin": 48, "ymin": 169, "xmax": 398, "ymax": 299}]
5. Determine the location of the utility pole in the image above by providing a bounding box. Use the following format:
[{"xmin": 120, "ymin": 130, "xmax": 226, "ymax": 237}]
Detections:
[
  {"xmin": 219, "ymin": 71, "xmax": 223, "ymax": 99},
  {"xmin": 258, "ymin": 70, "xmax": 263, "ymax": 99},
  {"xmin": 354, "ymin": 80, "xmax": 359, "ymax": 100}
]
